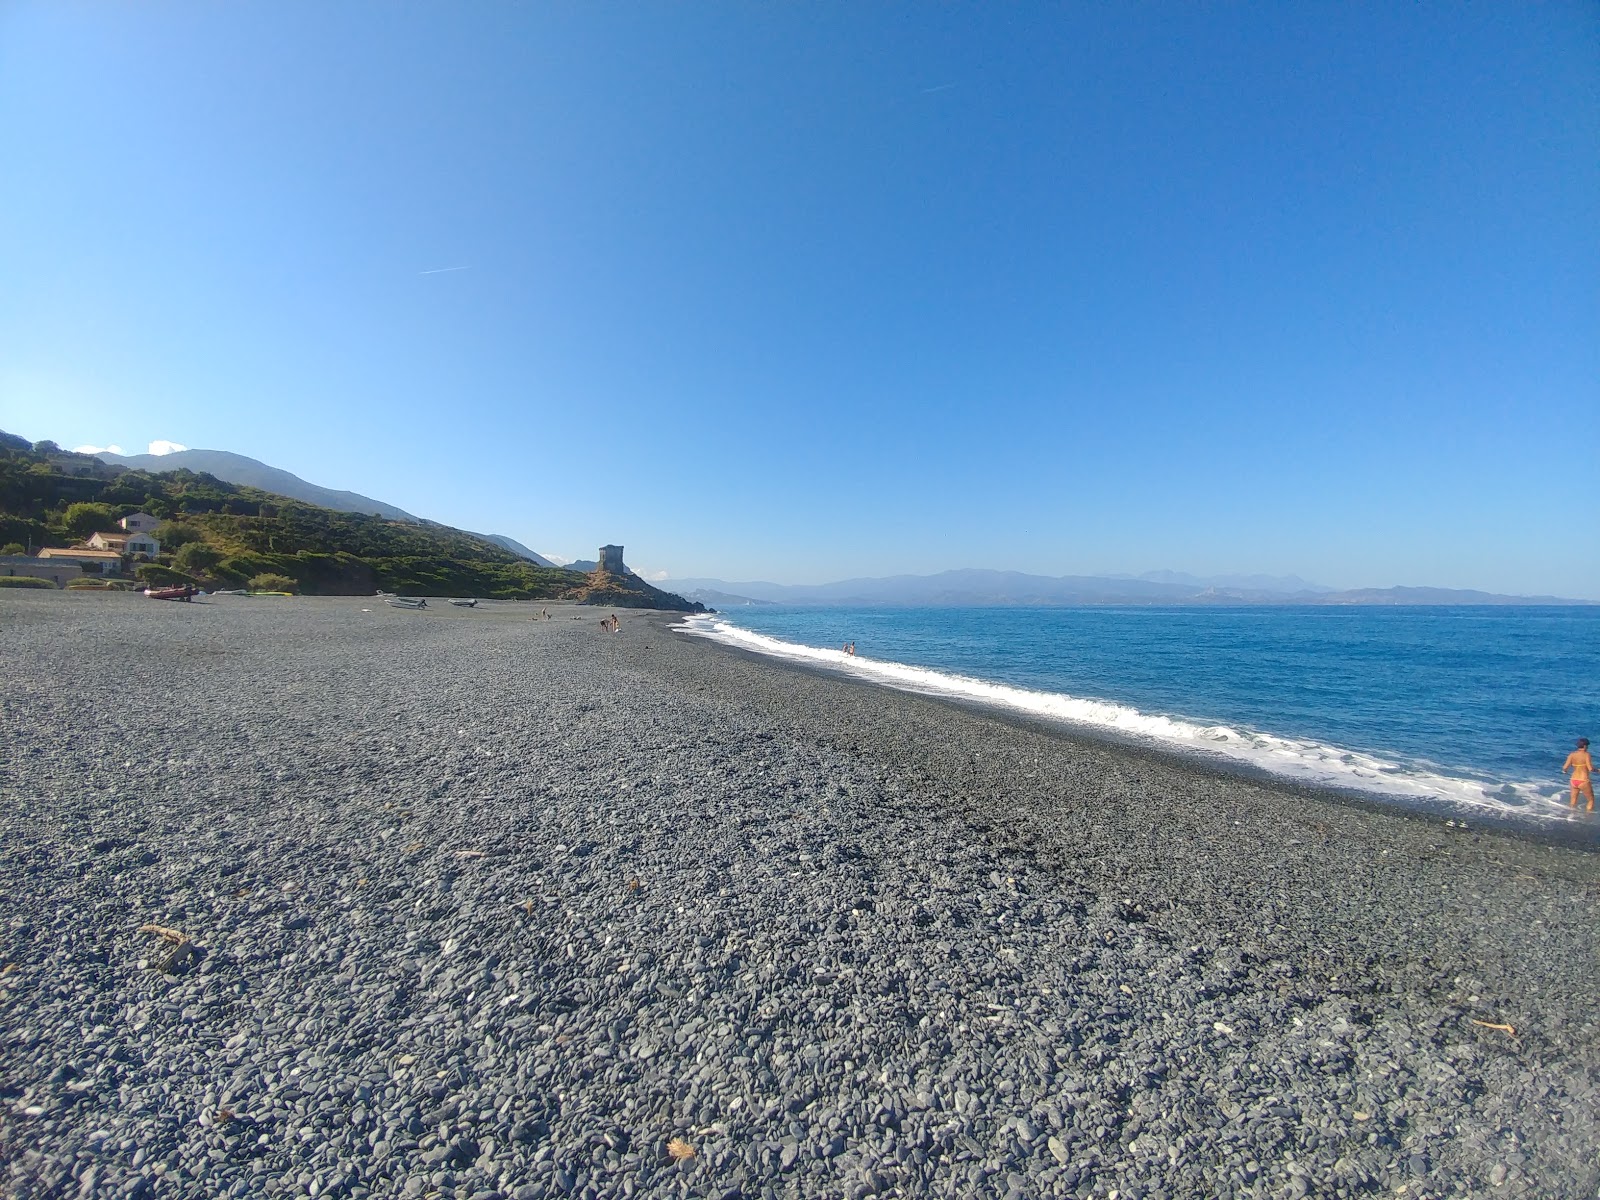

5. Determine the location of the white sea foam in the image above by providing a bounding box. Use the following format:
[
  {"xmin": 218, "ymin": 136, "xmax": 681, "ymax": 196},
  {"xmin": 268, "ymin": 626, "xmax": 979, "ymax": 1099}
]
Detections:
[{"xmin": 675, "ymin": 614, "xmax": 1576, "ymax": 823}]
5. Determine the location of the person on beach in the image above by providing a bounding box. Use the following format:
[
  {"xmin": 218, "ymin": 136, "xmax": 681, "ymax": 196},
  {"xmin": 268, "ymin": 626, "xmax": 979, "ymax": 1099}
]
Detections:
[{"xmin": 1565, "ymin": 737, "xmax": 1594, "ymax": 812}]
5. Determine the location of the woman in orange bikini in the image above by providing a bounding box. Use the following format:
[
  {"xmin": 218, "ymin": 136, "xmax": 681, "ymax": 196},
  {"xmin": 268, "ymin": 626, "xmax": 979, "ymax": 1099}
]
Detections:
[{"xmin": 1564, "ymin": 737, "xmax": 1594, "ymax": 812}]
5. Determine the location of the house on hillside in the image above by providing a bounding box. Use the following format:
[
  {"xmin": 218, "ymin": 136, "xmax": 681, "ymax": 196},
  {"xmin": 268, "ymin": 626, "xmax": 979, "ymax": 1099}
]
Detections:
[
  {"xmin": 87, "ymin": 531, "xmax": 159, "ymax": 558},
  {"xmin": 38, "ymin": 547, "xmax": 124, "ymax": 575},
  {"xmin": 0, "ymin": 555, "xmax": 81, "ymax": 587},
  {"xmin": 119, "ymin": 512, "xmax": 159, "ymax": 533}
]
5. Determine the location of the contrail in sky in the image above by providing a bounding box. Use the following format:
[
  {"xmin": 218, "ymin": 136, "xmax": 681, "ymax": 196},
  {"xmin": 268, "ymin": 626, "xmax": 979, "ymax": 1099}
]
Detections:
[
  {"xmin": 419, "ymin": 266, "xmax": 470, "ymax": 275},
  {"xmin": 920, "ymin": 83, "xmax": 956, "ymax": 94}
]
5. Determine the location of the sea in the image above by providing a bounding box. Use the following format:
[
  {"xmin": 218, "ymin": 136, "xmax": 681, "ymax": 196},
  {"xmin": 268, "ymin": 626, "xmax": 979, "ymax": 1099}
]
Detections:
[{"xmin": 678, "ymin": 605, "xmax": 1600, "ymax": 830}]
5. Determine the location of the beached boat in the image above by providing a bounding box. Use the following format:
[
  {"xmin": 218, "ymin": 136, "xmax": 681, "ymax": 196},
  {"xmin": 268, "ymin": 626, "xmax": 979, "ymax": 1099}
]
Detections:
[
  {"xmin": 384, "ymin": 595, "xmax": 427, "ymax": 609},
  {"xmin": 448, "ymin": 598, "xmax": 477, "ymax": 607},
  {"xmin": 144, "ymin": 585, "xmax": 198, "ymax": 601}
]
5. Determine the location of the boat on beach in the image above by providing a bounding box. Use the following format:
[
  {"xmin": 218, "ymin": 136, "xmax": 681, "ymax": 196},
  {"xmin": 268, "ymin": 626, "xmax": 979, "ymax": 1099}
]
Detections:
[
  {"xmin": 144, "ymin": 585, "xmax": 198, "ymax": 601},
  {"xmin": 448, "ymin": 598, "xmax": 477, "ymax": 607},
  {"xmin": 384, "ymin": 595, "xmax": 427, "ymax": 609}
]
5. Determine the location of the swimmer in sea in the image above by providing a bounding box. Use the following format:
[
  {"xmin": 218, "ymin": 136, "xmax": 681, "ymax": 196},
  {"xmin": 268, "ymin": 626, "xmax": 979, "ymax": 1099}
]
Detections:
[{"xmin": 1565, "ymin": 737, "xmax": 1594, "ymax": 813}]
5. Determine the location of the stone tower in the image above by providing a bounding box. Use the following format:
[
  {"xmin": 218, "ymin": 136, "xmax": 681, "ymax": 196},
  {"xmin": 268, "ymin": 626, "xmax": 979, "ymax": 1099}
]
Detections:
[{"xmin": 597, "ymin": 544, "xmax": 625, "ymax": 574}]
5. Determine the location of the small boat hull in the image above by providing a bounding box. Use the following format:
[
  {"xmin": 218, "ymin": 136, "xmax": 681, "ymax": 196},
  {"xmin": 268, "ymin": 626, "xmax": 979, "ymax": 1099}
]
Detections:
[{"xmin": 145, "ymin": 585, "xmax": 197, "ymax": 601}]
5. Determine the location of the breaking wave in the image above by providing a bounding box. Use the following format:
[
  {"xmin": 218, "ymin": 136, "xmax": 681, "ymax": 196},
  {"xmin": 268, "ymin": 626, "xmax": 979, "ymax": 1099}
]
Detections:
[{"xmin": 675, "ymin": 613, "xmax": 1575, "ymax": 824}]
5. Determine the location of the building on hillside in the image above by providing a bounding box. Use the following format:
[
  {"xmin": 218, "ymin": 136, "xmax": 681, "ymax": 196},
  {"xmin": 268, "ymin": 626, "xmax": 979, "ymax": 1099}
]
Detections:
[
  {"xmin": 0, "ymin": 555, "xmax": 82, "ymax": 587},
  {"xmin": 37, "ymin": 547, "xmax": 124, "ymax": 575},
  {"xmin": 597, "ymin": 544, "xmax": 625, "ymax": 574},
  {"xmin": 87, "ymin": 531, "xmax": 159, "ymax": 558},
  {"xmin": 119, "ymin": 512, "xmax": 159, "ymax": 532}
]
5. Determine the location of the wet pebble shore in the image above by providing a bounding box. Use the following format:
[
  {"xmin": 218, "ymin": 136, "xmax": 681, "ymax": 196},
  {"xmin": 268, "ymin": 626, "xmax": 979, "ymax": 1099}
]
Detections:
[{"xmin": 2, "ymin": 592, "xmax": 1597, "ymax": 1199}]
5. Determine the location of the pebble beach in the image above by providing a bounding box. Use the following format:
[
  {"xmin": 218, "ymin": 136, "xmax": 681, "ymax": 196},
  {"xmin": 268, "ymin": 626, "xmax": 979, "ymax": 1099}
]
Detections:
[{"xmin": 3, "ymin": 592, "xmax": 1597, "ymax": 1200}]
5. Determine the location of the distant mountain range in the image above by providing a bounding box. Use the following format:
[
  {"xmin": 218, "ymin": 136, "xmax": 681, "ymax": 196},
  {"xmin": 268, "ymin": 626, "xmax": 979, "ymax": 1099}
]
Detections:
[
  {"xmin": 1121, "ymin": 570, "xmax": 1333, "ymax": 594},
  {"xmin": 665, "ymin": 569, "xmax": 1590, "ymax": 608},
  {"xmin": 84, "ymin": 448, "xmax": 1587, "ymax": 607},
  {"xmin": 97, "ymin": 448, "xmax": 421, "ymax": 521},
  {"xmin": 95, "ymin": 447, "xmax": 557, "ymax": 566}
]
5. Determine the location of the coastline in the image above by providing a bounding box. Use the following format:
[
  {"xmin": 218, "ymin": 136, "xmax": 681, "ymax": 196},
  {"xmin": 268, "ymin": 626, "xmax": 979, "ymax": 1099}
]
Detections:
[
  {"xmin": 3, "ymin": 592, "xmax": 1596, "ymax": 1198},
  {"xmin": 677, "ymin": 610, "xmax": 1589, "ymax": 838},
  {"xmin": 678, "ymin": 617, "xmax": 1600, "ymax": 852}
]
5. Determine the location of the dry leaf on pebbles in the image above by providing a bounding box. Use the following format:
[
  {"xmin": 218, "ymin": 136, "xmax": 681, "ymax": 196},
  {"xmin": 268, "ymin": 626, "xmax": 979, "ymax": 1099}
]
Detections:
[{"xmin": 666, "ymin": 1137, "xmax": 696, "ymax": 1161}]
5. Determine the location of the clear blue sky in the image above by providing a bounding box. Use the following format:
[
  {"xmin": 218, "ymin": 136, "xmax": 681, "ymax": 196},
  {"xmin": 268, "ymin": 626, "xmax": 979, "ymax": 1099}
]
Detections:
[{"xmin": 2, "ymin": 3, "xmax": 1595, "ymax": 595}]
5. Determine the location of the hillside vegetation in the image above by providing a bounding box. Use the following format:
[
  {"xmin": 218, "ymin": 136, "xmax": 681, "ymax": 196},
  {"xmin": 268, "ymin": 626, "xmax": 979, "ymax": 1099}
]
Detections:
[{"xmin": 0, "ymin": 431, "xmax": 701, "ymax": 609}]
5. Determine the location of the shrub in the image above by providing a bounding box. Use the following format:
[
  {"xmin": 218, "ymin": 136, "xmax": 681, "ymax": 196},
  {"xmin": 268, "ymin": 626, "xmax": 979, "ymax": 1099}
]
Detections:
[
  {"xmin": 0, "ymin": 543, "xmax": 24, "ymax": 555},
  {"xmin": 248, "ymin": 573, "xmax": 298, "ymax": 593},
  {"xmin": 63, "ymin": 502, "xmax": 117, "ymax": 539},
  {"xmin": 214, "ymin": 557, "xmax": 256, "ymax": 586},
  {"xmin": 0, "ymin": 575, "xmax": 55, "ymax": 588},
  {"xmin": 153, "ymin": 521, "xmax": 202, "ymax": 550},
  {"xmin": 135, "ymin": 563, "xmax": 196, "ymax": 587},
  {"xmin": 175, "ymin": 542, "xmax": 223, "ymax": 573}
]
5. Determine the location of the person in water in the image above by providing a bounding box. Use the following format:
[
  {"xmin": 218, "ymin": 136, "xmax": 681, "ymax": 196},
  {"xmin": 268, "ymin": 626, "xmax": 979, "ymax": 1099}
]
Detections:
[{"xmin": 1565, "ymin": 737, "xmax": 1594, "ymax": 812}]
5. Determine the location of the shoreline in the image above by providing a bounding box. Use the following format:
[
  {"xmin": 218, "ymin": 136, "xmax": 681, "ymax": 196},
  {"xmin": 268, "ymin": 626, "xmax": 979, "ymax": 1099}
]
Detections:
[
  {"xmin": 668, "ymin": 612, "xmax": 1600, "ymax": 852},
  {"xmin": 3, "ymin": 592, "xmax": 1597, "ymax": 1199}
]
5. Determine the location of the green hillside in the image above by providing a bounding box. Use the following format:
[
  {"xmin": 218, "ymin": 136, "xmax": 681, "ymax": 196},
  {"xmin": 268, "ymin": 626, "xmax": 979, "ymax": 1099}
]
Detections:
[{"xmin": 0, "ymin": 431, "xmax": 702, "ymax": 609}]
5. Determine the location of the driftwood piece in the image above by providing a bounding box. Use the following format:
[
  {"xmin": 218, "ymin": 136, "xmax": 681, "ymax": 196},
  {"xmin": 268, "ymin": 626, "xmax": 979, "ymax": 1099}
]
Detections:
[
  {"xmin": 1468, "ymin": 1019, "xmax": 1517, "ymax": 1036},
  {"xmin": 138, "ymin": 924, "xmax": 199, "ymax": 973},
  {"xmin": 137, "ymin": 924, "xmax": 189, "ymax": 945}
]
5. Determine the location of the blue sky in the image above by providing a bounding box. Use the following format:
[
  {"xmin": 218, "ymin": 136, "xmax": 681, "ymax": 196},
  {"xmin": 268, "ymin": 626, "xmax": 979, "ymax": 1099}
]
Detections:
[{"xmin": 2, "ymin": 3, "xmax": 1595, "ymax": 595}]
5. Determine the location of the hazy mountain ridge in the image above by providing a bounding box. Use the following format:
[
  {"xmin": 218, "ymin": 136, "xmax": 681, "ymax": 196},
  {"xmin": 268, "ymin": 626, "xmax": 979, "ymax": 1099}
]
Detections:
[
  {"xmin": 96, "ymin": 448, "xmax": 558, "ymax": 566},
  {"xmin": 74, "ymin": 448, "xmax": 1586, "ymax": 606},
  {"xmin": 666, "ymin": 569, "xmax": 1590, "ymax": 607},
  {"xmin": 1130, "ymin": 570, "xmax": 1335, "ymax": 594},
  {"xmin": 476, "ymin": 533, "xmax": 557, "ymax": 568},
  {"xmin": 97, "ymin": 448, "xmax": 421, "ymax": 522}
]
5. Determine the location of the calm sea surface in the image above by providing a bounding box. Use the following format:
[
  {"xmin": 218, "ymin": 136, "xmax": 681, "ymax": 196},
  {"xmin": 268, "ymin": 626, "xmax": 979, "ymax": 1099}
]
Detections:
[{"xmin": 681, "ymin": 605, "xmax": 1600, "ymax": 826}]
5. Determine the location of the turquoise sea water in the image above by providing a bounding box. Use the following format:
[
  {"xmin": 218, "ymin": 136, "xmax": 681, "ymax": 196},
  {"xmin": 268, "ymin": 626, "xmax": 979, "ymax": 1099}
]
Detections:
[{"xmin": 680, "ymin": 605, "xmax": 1600, "ymax": 826}]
